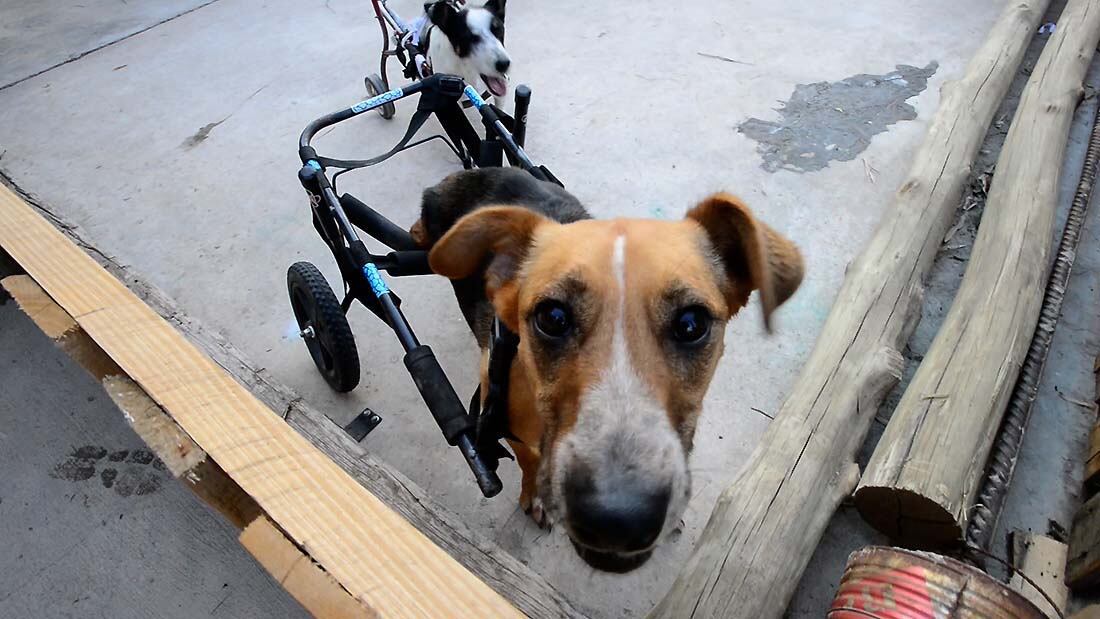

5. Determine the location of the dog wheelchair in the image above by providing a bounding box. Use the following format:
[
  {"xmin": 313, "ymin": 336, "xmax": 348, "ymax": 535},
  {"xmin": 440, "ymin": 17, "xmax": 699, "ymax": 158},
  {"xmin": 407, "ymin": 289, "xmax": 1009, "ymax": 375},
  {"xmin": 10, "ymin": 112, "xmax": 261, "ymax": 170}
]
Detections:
[
  {"xmin": 362, "ymin": 0, "xmax": 426, "ymax": 120},
  {"xmin": 289, "ymin": 73, "xmax": 559, "ymax": 497},
  {"xmin": 363, "ymin": 0, "xmax": 500, "ymax": 122}
]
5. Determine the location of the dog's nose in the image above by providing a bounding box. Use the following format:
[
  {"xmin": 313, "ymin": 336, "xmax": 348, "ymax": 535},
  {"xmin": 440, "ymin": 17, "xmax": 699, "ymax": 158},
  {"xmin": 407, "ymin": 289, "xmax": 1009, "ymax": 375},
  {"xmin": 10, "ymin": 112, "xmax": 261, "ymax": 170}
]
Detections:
[
  {"xmin": 495, "ymin": 58, "xmax": 511, "ymax": 74},
  {"xmin": 564, "ymin": 470, "xmax": 671, "ymax": 553}
]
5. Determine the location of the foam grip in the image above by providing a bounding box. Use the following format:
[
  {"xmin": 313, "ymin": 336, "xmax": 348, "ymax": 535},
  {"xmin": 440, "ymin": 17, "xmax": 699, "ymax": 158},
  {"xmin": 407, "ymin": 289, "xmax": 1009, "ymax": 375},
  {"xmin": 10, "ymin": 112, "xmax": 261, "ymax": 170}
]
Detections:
[
  {"xmin": 403, "ymin": 345, "xmax": 474, "ymax": 445},
  {"xmin": 340, "ymin": 193, "xmax": 418, "ymax": 251},
  {"xmin": 383, "ymin": 251, "xmax": 432, "ymax": 276}
]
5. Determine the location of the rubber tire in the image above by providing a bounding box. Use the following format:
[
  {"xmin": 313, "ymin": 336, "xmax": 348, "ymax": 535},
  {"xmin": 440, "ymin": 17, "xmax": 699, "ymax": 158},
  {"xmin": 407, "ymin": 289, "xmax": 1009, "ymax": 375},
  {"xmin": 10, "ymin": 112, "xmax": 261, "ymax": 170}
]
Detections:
[
  {"xmin": 364, "ymin": 73, "xmax": 396, "ymax": 120},
  {"xmin": 287, "ymin": 262, "xmax": 360, "ymax": 392}
]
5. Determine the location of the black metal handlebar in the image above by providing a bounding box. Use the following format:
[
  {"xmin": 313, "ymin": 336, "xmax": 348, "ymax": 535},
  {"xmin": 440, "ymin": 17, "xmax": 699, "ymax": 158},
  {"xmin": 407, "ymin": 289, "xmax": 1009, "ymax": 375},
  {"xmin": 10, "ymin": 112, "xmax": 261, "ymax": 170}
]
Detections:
[
  {"xmin": 298, "ymin": 77, "xmax": 431, "ymax": 164},
  {"xmin": 296, "ymin": 73, "xmax": 558, "ymax": 498},
  {"xmin": 299, "ymin": 74, "xmax": 543, "ymax": 181}
]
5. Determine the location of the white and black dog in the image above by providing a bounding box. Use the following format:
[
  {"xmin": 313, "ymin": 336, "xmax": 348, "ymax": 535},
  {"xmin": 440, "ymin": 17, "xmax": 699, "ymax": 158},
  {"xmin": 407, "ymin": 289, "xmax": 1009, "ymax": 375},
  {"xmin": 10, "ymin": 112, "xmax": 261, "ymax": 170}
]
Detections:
[{"xmin": 418, "ymin": 0, "xmax": 511, "ymax": 98}]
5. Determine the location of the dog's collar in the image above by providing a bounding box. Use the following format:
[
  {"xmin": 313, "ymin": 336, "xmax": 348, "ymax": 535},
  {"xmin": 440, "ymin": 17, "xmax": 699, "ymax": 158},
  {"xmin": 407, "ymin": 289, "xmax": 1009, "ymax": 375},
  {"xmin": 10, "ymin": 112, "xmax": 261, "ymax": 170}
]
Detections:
[{"xmin": 469, "ymin": 317, "xmax": 519, "ymax": 470}]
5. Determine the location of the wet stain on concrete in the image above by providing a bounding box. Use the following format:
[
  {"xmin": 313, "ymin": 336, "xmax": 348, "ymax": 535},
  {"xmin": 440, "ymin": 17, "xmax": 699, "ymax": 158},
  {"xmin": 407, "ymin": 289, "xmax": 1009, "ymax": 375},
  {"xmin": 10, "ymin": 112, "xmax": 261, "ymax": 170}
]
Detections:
[
  {"xmin": 50, "ymin": 445, "xmax": 167, "ymax": 496},
  {"xmin": 739, "ymin": 62, "xmax": 938, "ymax": 173},
  {"xmin": 181, "ymin": 119, "xmax": 224, "ymax": 149}
]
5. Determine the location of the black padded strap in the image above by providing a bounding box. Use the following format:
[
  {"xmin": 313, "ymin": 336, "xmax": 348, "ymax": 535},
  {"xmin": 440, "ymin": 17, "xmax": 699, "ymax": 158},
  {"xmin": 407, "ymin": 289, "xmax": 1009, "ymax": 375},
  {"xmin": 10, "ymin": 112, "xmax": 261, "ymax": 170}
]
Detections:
[
  {"xmin": 468, "ymin": 318, "xmax": 519, "ymax": 469},
  {"xmin": 435, "ymin": 102, "xmax": 481, "ymax": 162},
  {"xmin": 314, "ymin": 108, "xmax": 434, "ymax": 170}
]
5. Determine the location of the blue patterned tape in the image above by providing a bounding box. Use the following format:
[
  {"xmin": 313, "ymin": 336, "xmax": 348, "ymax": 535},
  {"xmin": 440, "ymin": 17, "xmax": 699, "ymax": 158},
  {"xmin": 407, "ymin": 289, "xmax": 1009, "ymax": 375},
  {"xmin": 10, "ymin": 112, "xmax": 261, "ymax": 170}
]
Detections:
[
  {"xmin": 363, "ymin": 264, "xmax": 389, "ymax": 297},
  {"xmin": 463, "ymin": 85, "xmax": 486, "ymax": 110},
  {"xmin": 351, "ymin": 88, "xmax": 404, "ymax": 114}
]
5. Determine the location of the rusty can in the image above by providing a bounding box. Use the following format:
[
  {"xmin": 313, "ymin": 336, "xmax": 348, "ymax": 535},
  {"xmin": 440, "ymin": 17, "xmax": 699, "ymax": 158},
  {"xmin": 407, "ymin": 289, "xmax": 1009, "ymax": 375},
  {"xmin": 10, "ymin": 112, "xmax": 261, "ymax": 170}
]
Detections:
[{"xmin": 827, "ymin": 546, "xmax": 1044, "ymax": 618}]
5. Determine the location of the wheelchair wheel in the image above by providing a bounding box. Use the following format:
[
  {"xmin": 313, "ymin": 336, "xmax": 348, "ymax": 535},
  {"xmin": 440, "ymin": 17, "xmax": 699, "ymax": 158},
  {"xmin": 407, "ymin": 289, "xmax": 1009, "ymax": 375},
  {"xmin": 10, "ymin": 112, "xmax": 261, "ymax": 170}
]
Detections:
[
  {"xmin": 287, "ymin": 262, "xmax": 360, "ymax": 392},
  {"xmin": 364, "ymin": 73, "xmax": 395, "ymax": 120}
]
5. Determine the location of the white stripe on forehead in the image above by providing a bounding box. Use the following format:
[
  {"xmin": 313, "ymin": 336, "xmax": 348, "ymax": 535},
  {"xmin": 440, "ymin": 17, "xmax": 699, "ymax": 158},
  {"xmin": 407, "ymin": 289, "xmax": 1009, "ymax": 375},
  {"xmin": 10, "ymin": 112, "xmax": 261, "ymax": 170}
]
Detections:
[
  {"xmin": 606, "ymin": 234, "xmax": 635, "ymax": 400},
  {"xmin": 612, "ymin": 235, "xmax": 626, "ymax": 293},
  {"xmin": 611, "ymin": 235, "xmax": 627, "ymax": 362}
]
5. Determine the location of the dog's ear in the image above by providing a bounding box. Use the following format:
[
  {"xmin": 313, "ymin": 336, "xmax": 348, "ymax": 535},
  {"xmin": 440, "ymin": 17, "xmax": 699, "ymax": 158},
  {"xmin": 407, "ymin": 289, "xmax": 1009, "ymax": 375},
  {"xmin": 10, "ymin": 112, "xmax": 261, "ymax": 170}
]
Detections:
[
  {"xmin": 484, "ymin": 0, "xmax": 505, "ymax": 20},
  {"xmin": 426, "ymin": 1, "xmax": 457, "ymax": 27},
  {"xmin": 429, "ymin": 206, "xmax": 551, "ymax": 330},
  {"xmin": 686, "ymin": 193, "xmax": 803, "ymax": 331}
]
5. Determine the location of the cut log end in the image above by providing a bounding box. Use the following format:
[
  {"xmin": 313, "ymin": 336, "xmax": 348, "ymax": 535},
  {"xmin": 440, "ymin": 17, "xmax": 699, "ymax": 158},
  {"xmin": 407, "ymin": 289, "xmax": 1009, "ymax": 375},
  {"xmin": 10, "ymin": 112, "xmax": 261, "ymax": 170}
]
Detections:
[
  {"xmin": 834, "ymin": 547, "xmax": 1046, "ymax": 619},
  {"xmin": 852, "ymin": 486, "xmax": 962, "ymax": 547}
]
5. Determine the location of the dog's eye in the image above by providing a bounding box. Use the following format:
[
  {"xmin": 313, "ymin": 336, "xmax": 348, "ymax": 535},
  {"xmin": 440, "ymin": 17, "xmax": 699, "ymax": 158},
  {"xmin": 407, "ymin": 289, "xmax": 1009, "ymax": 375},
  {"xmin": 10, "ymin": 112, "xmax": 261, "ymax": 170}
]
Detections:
[
  {"xmin": 671, "ymin": 306, "xmax": 711, "ymax": 344},
  {"xmin": 533, "ymin": 301, "xmax": 573, "ymax": 339}
]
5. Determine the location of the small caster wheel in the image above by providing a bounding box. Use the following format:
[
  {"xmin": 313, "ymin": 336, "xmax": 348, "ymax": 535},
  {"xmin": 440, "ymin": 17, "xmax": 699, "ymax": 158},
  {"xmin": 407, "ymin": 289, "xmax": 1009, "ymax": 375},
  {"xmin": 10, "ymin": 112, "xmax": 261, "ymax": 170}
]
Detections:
[
  {"xmin": 364, "ymin": 73, "xmax": 395, "ymax": 120},
  {"xmin": 287, "ymin": 261, "xmax": 360, "ymax": 392}
]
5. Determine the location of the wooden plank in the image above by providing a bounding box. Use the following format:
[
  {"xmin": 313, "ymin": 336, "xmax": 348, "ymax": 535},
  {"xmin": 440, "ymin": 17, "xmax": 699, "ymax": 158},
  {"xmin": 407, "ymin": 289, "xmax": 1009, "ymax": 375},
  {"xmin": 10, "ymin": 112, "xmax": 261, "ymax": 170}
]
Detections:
[
  {"xmin": 5, "ymin": 266, "xmax": 364, "ymax": 615},
  {"xmin": 1009, "ymin": 531, "xmax": 1069, "ymax": 618},
  {"xmin": 0, "ymin": 308, "xmax": 308, "ymax": 618},
  {"xmin": 855, "ymin": 0, "xmax": 1100, "ymax": 546},
  {"xmin": 240, "ymin": 516, "xmax": 368, "ymax": 619},
  {"xmin": 2, "ymin": 274, "xmax": 205, "ymax": 477},
  {"xmin": 1068, "ymin": 491, "xmax": 1100, "ymax": 590},
  {"xmin": 3, "ymin": 272, "xmax": 269, "ymax": 528},
  {"xmin": 647, "ymin": 2, "xmax": 1053, "ymax": 617},
  {"xmin": 0, "ymin": 184, "xmax": 522, "ymax": 618},
  {"xmin": 102, "ymin": 375, "xmax": 207, "ymax": 477},
  {"xmin": 0, "ymin": 178, "xmax": 582, "ymax": 619}
]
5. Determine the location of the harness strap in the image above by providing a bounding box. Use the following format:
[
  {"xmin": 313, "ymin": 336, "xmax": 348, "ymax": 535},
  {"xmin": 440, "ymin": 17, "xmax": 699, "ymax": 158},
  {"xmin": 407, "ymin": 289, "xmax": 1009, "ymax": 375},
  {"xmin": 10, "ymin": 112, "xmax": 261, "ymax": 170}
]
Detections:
[
  {"xmin": 313, "ymin": 107, "xmax": 434, "ymax": 170},
  {"xmin": 470, "ymin": 317, "xmax": 519, "ymax": 469}
]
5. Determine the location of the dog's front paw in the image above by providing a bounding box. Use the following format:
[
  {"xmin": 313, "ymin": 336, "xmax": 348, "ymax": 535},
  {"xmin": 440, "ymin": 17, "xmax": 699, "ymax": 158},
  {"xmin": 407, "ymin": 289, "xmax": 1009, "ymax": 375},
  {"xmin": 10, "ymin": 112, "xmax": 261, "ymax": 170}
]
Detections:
[
  {"xmin": 409, "ymin": 218, "xmax": 431, "ymax": 248},
  {"xmin": 525, "ymin": 496, "xmax": 551, "ymax": 530}
]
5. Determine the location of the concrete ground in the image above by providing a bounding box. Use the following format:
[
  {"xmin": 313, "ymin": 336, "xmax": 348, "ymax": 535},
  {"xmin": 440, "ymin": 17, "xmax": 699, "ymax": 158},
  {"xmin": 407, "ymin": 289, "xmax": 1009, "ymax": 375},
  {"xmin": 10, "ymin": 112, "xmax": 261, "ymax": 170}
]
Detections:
[
  {"xmin": 1, "ymin": 0, "xmax": 1096, "ymax": 616},
  {"xmin": 0, "ymin": 298, "xmax": 307, "ymax": 618}
]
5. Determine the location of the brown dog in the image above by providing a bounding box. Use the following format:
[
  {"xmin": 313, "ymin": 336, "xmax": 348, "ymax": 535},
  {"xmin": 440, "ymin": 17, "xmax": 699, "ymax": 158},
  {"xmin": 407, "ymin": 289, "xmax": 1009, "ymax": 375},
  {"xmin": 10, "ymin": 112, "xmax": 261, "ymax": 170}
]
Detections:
[{"xmin": 412, "ymin": 168, "xmax": 803, "ymax": 572}]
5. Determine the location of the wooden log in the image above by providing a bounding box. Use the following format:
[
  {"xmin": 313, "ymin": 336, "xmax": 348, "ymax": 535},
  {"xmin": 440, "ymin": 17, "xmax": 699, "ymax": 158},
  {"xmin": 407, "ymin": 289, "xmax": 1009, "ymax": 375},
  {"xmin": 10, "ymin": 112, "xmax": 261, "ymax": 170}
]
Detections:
[
  {"xmin": 0, "ymin": 178, "xmax": 584, "ymax": 618},
  {"xmin": 1068, "ymin": 491, "xmax": 1100, "ymax": 589},
  {"xmin": 647, "ymin": 3, "xmax": 1051, "ymax": 617},
  {"xmin": 854, "ymin": 0, "xmax": 1100, "ymax": 546},
  {"xmin": 1087, "ymin": 422, "xmax": 1100, "ymax": 496},
  {"xmin": 1009, "ymin": 531, "xmax": 1069, "ymax": 618},
  {"xmin": 1086, "ymin": 352, "xmax": 1099, "ymax": 495},
  {"xmin": 831, "ymin": 546, "xmax": 1046, "ymax": 618},
  {"xmin": 1072, "ymin": 606, "xmax": 1100, "ymax": 619}
]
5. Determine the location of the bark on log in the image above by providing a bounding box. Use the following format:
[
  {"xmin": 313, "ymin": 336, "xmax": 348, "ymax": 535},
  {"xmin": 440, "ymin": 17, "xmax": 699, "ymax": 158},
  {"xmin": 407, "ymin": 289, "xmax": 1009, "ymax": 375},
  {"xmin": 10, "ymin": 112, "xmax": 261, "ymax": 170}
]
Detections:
[
  {"xmin": 1068, "ymin": 491, "xmax": 1100, "ymax": 590},
  {"xmin": 1089, "ymin": 353, "xmax": 1100, "ymax": 495},
  {"xmin": 854, "ymin": 0, "xmax": 1100, "ymax": 547},
  {"xmin": 1087, "ymin": 422, "xmax": 1100, "ymax": 495},
  {"xmin": 648, "ymin": 3, "xmax": 1051, "ymax": 617}
]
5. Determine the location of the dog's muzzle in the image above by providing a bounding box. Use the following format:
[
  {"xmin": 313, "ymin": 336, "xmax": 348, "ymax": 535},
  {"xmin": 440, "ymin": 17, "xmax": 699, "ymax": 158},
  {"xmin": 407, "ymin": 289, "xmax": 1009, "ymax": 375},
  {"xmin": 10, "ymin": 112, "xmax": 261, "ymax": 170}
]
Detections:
[{"xmin": 561, "ymin": 464, "xmax": 672, "ymax": 571}]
